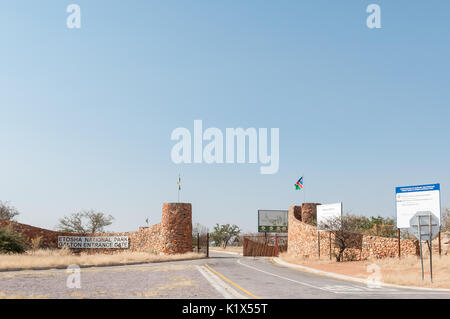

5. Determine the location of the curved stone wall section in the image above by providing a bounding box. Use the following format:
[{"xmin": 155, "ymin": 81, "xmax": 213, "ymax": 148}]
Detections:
[
  {"xmin": 160, "ymin": 203, "xmax": 192, "ymax": 254},
  {"xmin": 288, "ymin": 203, "xmax": 419, "ymax": 260},
  {"xmin": 0, "ymin": 202, "xmax": 193, "ymax": 255}
]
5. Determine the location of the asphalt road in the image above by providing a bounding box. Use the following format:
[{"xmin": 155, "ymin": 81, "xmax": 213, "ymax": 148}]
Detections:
[{"xmin": 0, "ymin": 251, "xmax": 449, "ymax": 299}]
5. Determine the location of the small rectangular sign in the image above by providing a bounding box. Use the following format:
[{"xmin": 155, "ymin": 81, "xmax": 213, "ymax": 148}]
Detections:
[
  {"xmin": 258, "ymin": 210, "xmax": 288, "ymax": 233},
  {"xmin": 58, "ymin": 236, "xmax": 129, "ymax": 249},
  {"xmin": 317, "ymin": 202, "xmax": 343, "ymax": 231},
  {"xmin": 396, "ymin": 183, "xmax": 441, "ymax": 229}
]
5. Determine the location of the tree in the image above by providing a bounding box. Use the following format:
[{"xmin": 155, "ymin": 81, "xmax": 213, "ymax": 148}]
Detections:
[
  {"xmin": 209, "ymin": 224, "xmax": 241, "ymax": 249},
  {"xmin": 319, "ymin": 215, "xmax": 363, "ymax": 262},
  {"xmin": 0, "ymin": 201, "xmax": 20, "ymax": 221},
  {"xmin": 57, "ymin": 210, "xmax": 114, "ymax": 234}
]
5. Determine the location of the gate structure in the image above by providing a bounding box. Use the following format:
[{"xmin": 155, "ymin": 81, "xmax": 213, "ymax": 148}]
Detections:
[
  {"xmin": 243, "ymin": 234, "xmax": 287, "ymax": 257},
  {"xmin": 193, "ymin": 233, "xmax": 209, "ymax": 257}
]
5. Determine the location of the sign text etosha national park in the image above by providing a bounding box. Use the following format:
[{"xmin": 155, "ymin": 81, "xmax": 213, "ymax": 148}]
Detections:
[{"xmin": 58, "ymin": 236, "xmax": 129, "ymax": 249}]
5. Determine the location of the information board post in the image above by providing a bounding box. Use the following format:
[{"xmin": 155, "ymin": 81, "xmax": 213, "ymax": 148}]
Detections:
[
  {"xmin": 317, "ymin": 202, "xmax": 342, "ymax": 261},
  {"xmin": 439, "ymin": 232, "xmax": 442, "ymax": 256},
  {"xmin": 397, "ymin": 184, "xmax": 441, "ymax": 282},
  {"xmin": 418, "ymin": 217, "xmax": 424, "ymax": 281},
  {"xmin": 396, "ymin": 184, "xmax": 441, "ymax": 229},
  {"xmin": 274, "ymin": 234, "xmax": 279, "ymax": 257},
  {"xmin": 398, "ymin": 229, "xmax": 401, "ymax": 258},
  {"xmin": 206, "ymin": 232, "xmax": 209, "ymax": 258},
  {"xmin": 429, "ymin": 214, "xmax": 433, "ymax": 282},
  {"xmin": 197, "ymin": 233, "xmax": 200, "ymax": 253},
  {"xmin": 409, "ymin": 212, "xmax": 439, "ymax": 282}
]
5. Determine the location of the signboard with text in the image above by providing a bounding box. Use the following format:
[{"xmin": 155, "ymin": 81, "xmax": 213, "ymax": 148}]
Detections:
[
  {"xmin": 396, "ymin": 184, "xmax": 441, "ymax": 229},
  {"xmin": 258, "ymin": 210, "xmax": 288, "ymax": 233},
  {"xmin": 58, "ymin": 236, "xmax": 129, "ymax": 249},
  {"xmin": 317, "ymin": 202, "xmax": 343, "ymax": 231}
]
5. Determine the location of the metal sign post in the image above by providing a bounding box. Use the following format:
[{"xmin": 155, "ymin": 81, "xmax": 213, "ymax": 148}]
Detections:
[
  {"xmin": 439, "ymin": 232, "xmax": 442, "ymax": 256},
  {"xmin": 274, "ymin": 234, "xmax": 279, "ymax": 257},
  {"xmin": 206, "ymin": 233, "xmax": 209, "ymax": 258},
  {"xmin": 408, "ymin": 212, "xmax": 439, "ymax": 283},
  {"xmin": 418, "ymin": 217, "xmax": 424, "ymax": 281},
  {"xmin": 429, "ymin": 214, "xmax": 433, "ymax": 282}
]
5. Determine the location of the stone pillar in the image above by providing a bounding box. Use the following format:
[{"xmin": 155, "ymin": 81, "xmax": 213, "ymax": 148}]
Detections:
[
  {"xmin": 300, "ymin": 203, "xmax": 320, "ymax": 225},
  {"xmin": 287, "ymin": 205, "xmax": 302, "ymax": 256},
  {"xmin": 288, "ymin": 205, "xmax": 302, "ymax": 222},
  {"xmin": 160, "ymin": 203, "xmax": 192, "ymax": 254}
]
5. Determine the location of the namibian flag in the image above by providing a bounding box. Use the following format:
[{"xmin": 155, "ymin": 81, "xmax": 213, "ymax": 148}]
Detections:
[{"xmin": 295, "ymin": 177, "xmax": 303, "ymax": 190}]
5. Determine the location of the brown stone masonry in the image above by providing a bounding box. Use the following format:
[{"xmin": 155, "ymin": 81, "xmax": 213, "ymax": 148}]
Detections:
[
  {"xmin": 287, "ymin": 204, "xmax": 419, "ymax": 260},
  {"xmin": 0, "ymin": 202, "xmax": 193, "ymax": 255}
]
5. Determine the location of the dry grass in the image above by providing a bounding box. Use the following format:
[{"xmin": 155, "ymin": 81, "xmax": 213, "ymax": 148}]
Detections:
[
  {"xmin": 209, "ymin": 246, "xmax": 243, "ymax": 254},
  {"xmin": 366, "ymin": 255, "xmax": 450, "ymax": 288},
  {"xmin": 280, "ymin": 252, "xmax": 450, "ymax": 289},
  {"xmin": 0, "ymin": 248, "xmax": 205, "ymax": 270}
]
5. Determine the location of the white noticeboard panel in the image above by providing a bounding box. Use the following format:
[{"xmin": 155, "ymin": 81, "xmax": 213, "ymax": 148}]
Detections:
[
  {"xmin": 396, "ymin": 184, "xmax": 441, "ymax": 229},
  {"xmin": 317, "ymin": 202, "xmax": 342, "ymax": 231}
]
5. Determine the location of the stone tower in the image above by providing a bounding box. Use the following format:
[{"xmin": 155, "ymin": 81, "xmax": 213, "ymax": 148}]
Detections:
[{"xmin": 160, "ymin": 203, "xmax": 192, "ymax": 254}]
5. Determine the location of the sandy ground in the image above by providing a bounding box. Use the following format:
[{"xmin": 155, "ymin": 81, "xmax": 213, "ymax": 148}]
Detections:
[{"xmin": 280, "ymin": 253, "xmax": 450, "ymax": 289}]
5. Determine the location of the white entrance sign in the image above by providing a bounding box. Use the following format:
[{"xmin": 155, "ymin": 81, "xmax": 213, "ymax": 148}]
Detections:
[
  {"xmin": 58, "ymin": 236, "xmax": 129, "ymax": 249},
  {"xmin": 258, "ymin": 210, "xmax": 288, "ymax": 233},
  {"xmin": 317, "ymin": 202, "xmax": 343, "ymax": 231},
  {"xmin": 396, "ymin": 184, "xmax": 441, "ymax": 229}
]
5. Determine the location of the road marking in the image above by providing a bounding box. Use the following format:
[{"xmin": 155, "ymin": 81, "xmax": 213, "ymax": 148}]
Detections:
[
  {"xmin": 271, "ymin": 257, "xmax": 450, "ymax": 294},
  {"xmin": 236, "ymin": 258, "xmax": 337, "ymax": 294},
  {"xmin": 196, "ymin": 265, "xmax": 246, "ymax": 299},
  {"xmin": 204, "ymin": 263, "xmax": 260, "ymax": 299}
]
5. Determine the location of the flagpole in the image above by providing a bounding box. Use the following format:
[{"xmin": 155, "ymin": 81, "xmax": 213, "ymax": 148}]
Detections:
[
  {"xmin": 303, "ymin": 173, "xmax": 306, "ymax": 203},
  {"xmin": 177, "ymin": 174, "xmax": 181, "ymax": 203}
]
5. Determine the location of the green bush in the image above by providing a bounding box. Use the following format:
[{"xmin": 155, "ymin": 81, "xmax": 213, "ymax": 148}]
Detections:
[{"xmin": 0, "ymin": 226, "xmax": 27, "ymax": 253}]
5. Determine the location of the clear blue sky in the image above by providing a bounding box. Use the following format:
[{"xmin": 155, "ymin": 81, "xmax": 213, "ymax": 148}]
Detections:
[{"xmin": 0, "ymin": 1, "xmax": 449, "ymax": 232}]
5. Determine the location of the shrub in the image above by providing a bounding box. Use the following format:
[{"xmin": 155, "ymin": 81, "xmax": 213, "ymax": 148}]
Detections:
[{"xmin": 0, "ymin": 226, "xmax": 27, "ymax": 253}]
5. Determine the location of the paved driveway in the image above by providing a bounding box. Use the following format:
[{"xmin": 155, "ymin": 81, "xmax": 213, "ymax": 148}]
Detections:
[{"xmin": 0, "ymin": 252, "xmax": 448, "ymax": 299}]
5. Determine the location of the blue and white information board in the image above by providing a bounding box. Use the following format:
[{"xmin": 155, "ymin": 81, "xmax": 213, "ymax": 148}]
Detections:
[{"xmin": 395, "ymin": 184, "xmax": 441, "ymax": 229}]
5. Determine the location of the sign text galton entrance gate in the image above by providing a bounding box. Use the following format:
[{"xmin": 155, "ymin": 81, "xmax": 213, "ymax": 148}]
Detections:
[{"xmin": 58, "ymin": 236, "xmax": 129, "ymax": 249}]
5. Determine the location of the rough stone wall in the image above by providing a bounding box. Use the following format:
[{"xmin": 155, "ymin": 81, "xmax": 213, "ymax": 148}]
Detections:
[
  {"xmin": 0, "ymin": 202, "xmax": 192, "ymax": 255},
  {"xmin": 0, "ymin": 219, "xmax": 71, "ymax": 249},
  {"xmin": 160, "ymin": 203, "xmax": 192, "ymax": 254},
  {"xmin": 300, "ymin": 203, "xmax": 321, "ymax": 225},
  {"xmin": 287, "ymin": 204, "xmax": 419, "ymax": 261}
]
